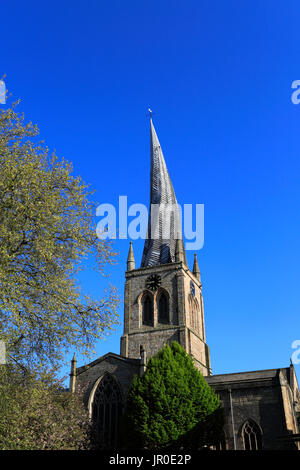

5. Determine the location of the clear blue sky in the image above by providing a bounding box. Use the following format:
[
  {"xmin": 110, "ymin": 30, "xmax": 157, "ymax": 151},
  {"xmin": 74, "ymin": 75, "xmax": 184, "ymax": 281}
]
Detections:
[{"xmin": 2, "ymin": 0, "xmax": 300, "ymax": 382}]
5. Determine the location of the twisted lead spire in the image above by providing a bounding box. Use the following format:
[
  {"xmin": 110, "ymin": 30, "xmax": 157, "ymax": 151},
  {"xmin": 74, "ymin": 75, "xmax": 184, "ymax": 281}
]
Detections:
[{"xmin": 141, "ymin": 117, "xmax": 187, "ymax": 267}]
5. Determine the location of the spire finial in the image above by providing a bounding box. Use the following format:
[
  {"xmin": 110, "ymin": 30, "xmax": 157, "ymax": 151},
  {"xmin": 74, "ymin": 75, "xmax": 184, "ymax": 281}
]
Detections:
[
  {"xmin": 193, "ymin": 253, "xmax": 201, "ymax": 281},
  {"xmin": 69, "ymin": 353, "xmax": 77, "ymax": 393},
  {"xmin": 148, "ymin": 108, "xmax": 153, "ymax": 120},
  {"xmin": 127, "ymin": 241, "xmax": 135, "ymax": 271},
  {"xmin": 175, "ymin": 238, "xmax": 185, "ymax": 263}
]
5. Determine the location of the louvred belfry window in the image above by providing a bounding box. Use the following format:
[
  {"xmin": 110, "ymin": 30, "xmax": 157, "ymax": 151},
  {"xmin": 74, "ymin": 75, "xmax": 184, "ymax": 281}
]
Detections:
[
  {"xmin": 158, "ymin": 292, "xmax": 169, "ymax": 323},
  {"xmin": 142, "ymin": 294, "xmax": 153, "ymax": 326}
]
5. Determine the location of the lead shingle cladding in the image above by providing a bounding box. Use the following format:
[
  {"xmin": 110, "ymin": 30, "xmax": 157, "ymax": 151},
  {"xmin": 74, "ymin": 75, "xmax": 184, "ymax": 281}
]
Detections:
[{"xmin": 141, "ymin": 119, "xmax": 187, "ymax": 267}]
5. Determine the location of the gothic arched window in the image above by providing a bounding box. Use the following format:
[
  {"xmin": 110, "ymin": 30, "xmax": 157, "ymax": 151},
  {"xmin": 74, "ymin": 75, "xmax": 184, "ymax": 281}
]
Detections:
[
  {"xmin": 142, "ymin": 293, "xmax": 153, "ymax": 326},
  {"xmin": 188, "ymin": 295, "xmax": 199, "ymax": 333},
  {"xmin": 242, "ymin": 420, "xmax": 263, "ymax": 450},
  {"xmin": 92, "ymin": 373, "xmax": 123, "ymax": 450},
  {"xmin": 158, "ymin": 292, "xmax": 169, "ymax": 324}
]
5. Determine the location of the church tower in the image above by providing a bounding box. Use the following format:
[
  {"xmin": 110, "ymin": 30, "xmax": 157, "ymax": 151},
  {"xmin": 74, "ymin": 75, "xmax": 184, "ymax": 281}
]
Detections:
[{"xmin": 120, "ymin": 117, "xmax": 211, "ymax": 376}]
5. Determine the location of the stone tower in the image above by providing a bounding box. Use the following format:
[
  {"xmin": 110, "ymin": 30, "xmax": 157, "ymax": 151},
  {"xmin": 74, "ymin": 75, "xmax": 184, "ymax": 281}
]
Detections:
[{"xmin": 120, "ymin": 117, "xmax": 211, "ymax": 376}]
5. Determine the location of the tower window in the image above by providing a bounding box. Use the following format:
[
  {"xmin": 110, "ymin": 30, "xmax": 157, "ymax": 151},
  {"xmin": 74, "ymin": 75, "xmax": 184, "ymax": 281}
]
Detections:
[
  {"xmin": 242, "ymin": 420, "xmax": 263, "ymax": 450},
  {"xmin": 158, "ymin": 292, "xmax": 169, "ymax": 324},
  {"xmin": 142, "ymin": 294, "xmax": 153, "ymax": 326},
  {"xmin": 189, "ymin": 295, "xmax": 199, "ymax": 333}
]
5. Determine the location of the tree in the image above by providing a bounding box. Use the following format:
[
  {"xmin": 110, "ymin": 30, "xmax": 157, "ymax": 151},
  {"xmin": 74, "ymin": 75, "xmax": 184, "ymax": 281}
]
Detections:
[
  {"xmin": 0, "ymin": 365, "xmax": 93, "ymax": 450},
  {"xmin": 124, "ymin": 342, "xmax": 224, "ymax": 450},
  {"xmin": 0, "ymin": 101, "xmax": 119, "ymax": 372}
]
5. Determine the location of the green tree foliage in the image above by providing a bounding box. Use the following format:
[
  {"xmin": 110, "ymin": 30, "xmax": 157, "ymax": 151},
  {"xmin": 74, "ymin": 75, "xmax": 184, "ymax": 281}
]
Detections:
[
  {"xmin": 0, "ymin": 102, "xmax": 119, "ymax": 371},
  {"xmin": 124, "ymin": 342, "xmax": 224, "ymax": 449},
  {"xmin": 0, "ymin": 366, "xmax": 93, "ymax": 450}
]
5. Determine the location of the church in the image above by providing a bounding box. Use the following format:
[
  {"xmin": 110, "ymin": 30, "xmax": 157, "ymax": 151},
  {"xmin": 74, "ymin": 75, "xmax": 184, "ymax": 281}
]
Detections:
[{"xmin": 69, "ymin": 117, "xmax": 300, "ymax": 450}]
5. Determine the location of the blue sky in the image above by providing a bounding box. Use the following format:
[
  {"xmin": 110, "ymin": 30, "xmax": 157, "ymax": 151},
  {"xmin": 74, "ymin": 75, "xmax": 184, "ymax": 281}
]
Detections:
[{"xmin": 1, "ymin": 0, "xmax": 300, "ymax": 382}]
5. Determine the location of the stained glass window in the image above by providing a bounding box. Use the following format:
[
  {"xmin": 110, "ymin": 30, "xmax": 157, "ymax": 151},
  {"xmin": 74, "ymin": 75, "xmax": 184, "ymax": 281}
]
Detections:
[{"xmin": 92, "ymin": 373, "xmax": 123, "ymax": 449}]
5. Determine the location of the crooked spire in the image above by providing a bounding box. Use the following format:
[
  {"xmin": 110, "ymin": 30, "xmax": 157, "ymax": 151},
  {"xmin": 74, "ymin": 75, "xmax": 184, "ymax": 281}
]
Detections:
[{"xmin": 141, "ymin": 117, "xmax": 187, "ymax": 267}]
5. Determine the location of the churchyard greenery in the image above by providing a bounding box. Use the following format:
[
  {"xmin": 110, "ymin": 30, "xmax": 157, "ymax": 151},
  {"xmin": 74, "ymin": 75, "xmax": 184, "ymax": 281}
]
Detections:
[
  {"xmin": 0, "ymin": 101, "xmax": 119, "ymax": 373},
  {"xmin": 124, "ymin": 341, "xmax": 224, "ymax": 450}
]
